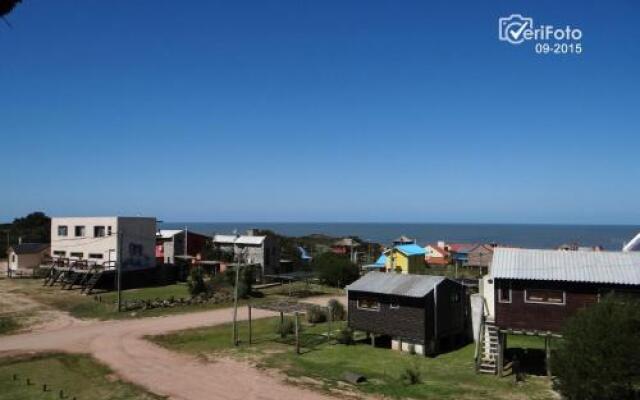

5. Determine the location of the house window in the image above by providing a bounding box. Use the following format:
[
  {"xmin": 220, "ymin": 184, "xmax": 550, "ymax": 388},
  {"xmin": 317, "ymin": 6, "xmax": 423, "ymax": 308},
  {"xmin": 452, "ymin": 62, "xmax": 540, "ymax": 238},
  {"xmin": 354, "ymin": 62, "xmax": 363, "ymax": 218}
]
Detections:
[
  {"xmin": 89, "ymin": 253, "xmax": 103, "ymax": 259},
  {"xmin": 498, "ymin": 287, "xmax": 512, "ymax": 303},
  {"xmin": 58, "ymin": 226, "xmax": 68, "ymax": 237},
  {"xmin": 357, "ymin": 298, "xmax": 380, "ymax": 311},
  {"xmin": 53, "ymin": 250, "xmax": 66, "ymax": 257},
  {"xmin": 70, "ymin": 252, "xmax": 84, "ymax": 258},
  {"xmin": 74, "ymin": 226, "xmax": 85, "ymax": 237},
  {"xmin": 94, "ymin": 226, "xmax": 106, "ymax": 237},
  {"xmin": 108, "ymin": 226, "xmax": 113, "ymax": 236},
  {"xmin": 524, "ymin": 289, "xmax": 566, "ymax": 305}
]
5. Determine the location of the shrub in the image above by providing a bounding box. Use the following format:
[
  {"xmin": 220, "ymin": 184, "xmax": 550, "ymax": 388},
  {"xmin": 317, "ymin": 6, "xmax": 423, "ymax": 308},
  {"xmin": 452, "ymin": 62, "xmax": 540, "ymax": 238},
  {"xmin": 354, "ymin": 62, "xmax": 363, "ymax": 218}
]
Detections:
[
  {"xmin": 275, "ymin": 318, "xmax": 297, "ymax": 337},
  {"xmin": 0, "ymin": 316, "xmax": 19, "ymax": 335},
  {"xmin": 327, "ymin": 299, "xmax": 346, "ymax": 321},
  {"xmin": 336, "ymin": 327, "xmax": 354, "ymax": 345},
  {"xmin": 187, "ymin": 267, "xmax": 208, "ymax": 297},
  {"xmin": 400, "ymin": 362, "xmax": 422, "ymax": 385},
  {"xmin": 223, "ymin": 266, "xmax": 254, "ymax": 298},
  {"xmin": 312, "ymin": 252, "xmax": 360, "ymax": 288},
  {"xmin": 553, "ymin": 295, "xmax": 640, "ymax": 400},
  {"xmin": 306, "ymin": 305, "xmax": 327, "ymax": 324}
]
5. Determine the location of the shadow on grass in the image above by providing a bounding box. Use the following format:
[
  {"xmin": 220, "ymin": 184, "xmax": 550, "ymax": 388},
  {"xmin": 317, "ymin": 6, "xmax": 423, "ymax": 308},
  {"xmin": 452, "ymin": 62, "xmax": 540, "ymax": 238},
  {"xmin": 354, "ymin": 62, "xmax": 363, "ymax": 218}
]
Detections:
[{"xmin": 505, "ymin": 348, "xmax": 547, "ymax": 376}]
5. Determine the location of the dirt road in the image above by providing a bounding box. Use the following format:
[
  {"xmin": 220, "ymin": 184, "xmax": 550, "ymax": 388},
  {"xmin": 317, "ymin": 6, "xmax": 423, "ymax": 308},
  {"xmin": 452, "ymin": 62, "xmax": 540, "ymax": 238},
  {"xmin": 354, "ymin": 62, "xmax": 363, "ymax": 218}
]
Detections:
[{"xmin": 0, "ymin": 295, "xmax": 344, "ymax": 400}]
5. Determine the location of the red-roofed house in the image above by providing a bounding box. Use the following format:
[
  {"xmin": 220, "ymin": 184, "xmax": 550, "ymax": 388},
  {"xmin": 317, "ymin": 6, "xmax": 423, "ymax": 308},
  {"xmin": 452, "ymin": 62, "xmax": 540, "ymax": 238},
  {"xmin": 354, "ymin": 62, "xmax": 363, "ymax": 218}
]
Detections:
[{"xmin": 425, "ymin": 244, "xmax": 450, "ymax": 266}]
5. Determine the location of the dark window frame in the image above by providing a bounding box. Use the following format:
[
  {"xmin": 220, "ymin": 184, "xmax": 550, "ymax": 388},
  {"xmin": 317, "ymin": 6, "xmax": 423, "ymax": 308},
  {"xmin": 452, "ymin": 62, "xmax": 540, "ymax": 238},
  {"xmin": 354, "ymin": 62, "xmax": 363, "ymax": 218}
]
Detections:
[
  {"xmin": 74, "ymin": 226, "xmax": 85, "ymax": 237},
  {"xmin": 57, "ymin": 225, "xmax": 68, "ymax": 237},
  {"xmin": 94, "ymin": 226, "xmax": 106, "ymax": 238},
  {"xmin": 498, "ymin": 287, "xmax": 512, "ymax": 303}
]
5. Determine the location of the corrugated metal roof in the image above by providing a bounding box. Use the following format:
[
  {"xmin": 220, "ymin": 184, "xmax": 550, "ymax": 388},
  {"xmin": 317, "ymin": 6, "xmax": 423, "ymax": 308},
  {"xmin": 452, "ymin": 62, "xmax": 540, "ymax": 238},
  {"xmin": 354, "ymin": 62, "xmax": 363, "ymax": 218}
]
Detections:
[
  {"xmin": 213, "ymin": 234, "xmax": 265, "ymax": 245},
  {"xmin": 346, "ymin": 272, "xmax": 446, "ymax": 297},
  {"xmin": 157, "ymin": 229, "xmax": 183, "ymax": 239},
  {"xmin": 374, "ymin": 254, "xmax": 387, "ymax": 265},
  {"xmin": 213, "ymin": 234, "xmax": 239, "ymax": 244},
  {"xmin": 491, "ymin": 247, "xmax": 640, "ymax": 285},
  {"xmin": 235, "ymin": 235, "xmax": 266, "ymax": 245},
  {"xmin": 395, "ymin": 244, "xmax": 426, "ymax": 256}
]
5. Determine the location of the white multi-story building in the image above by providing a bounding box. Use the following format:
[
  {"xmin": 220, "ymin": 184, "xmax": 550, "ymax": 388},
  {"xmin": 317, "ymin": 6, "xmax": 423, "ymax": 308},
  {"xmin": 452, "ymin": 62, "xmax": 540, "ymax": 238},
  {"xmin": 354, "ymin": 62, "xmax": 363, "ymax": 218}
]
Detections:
[{"xmin": 50, "ymin": 217, "xmax": 156, "ymax": 270}]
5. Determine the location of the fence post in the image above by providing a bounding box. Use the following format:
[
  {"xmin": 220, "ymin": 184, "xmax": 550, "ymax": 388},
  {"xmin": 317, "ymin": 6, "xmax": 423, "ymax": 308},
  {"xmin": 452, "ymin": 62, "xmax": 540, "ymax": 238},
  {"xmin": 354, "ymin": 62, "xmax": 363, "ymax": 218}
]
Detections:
[{"xmin": 294, "ymin": 312, "xmax": 300, "ymax": 355}]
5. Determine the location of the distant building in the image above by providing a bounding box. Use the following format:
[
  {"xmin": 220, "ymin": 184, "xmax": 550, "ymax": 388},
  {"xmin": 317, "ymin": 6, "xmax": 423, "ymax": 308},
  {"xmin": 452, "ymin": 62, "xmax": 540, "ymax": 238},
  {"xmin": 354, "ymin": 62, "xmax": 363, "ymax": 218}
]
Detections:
[
  {"xmin": 7, "ymin": 243, "xmax": 50, "ymax": 274},
  {"xmin": 446, "ymin": 243, "xmax": 477, "ymax": 267},
  {"xmin": 347, "ymin": 272, "xmax": 467, "ymax": 355},
  {"xmin": 425, "ymin": 244, "xmax": 450, "ymax": 266},
  {"xmin": 331, "ymin": 238, "xmax": 360, "ymax": 263},
  {"xmin": 392, "ymin": 235, "xmax": 416, "ymax": 246},
  {"xmin": 384, "ymin": 244, "xmax": 426, "ymax": 274},
  {"xmin": 156, "ymin": 229, "xmax": 211, "ymax": 264},
  {"xmin": 466, "ymin": 244, "xmax": 494, "ymax": 271},
  {"xmin": 212, "ymin": 230, "xmax": 280, "ymax": 280},
  {"xmin": 50, "ymin": 217, "xmax": 156, "ymax": 270}
]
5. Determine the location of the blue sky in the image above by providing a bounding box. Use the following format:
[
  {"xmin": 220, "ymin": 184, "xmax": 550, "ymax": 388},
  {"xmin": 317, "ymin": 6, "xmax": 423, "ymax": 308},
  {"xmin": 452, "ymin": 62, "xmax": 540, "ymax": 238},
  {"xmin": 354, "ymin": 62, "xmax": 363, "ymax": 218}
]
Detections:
[{"xmin": 1, "ymin": 1, "xmax": 639, "ymax": 224}]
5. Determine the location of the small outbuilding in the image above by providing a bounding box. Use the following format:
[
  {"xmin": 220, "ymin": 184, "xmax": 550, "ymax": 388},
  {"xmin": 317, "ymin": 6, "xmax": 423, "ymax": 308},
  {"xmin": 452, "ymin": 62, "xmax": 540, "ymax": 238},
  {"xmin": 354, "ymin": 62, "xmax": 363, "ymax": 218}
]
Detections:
[
  {"xmin": 347, "ymin": 272, "xmax": 467, "ymax": 355},
  {"xmin": 7, "ymin": 243, "xmax": 50, "ymax": 275}
]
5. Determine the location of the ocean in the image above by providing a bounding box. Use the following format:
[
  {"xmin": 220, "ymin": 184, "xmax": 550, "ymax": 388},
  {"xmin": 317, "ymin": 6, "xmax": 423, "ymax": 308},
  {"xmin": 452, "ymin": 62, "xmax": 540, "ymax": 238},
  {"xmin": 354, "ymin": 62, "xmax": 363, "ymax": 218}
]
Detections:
[{"xmin": 158, "ymin": 222, "xmax": 640, "ymax": 250}]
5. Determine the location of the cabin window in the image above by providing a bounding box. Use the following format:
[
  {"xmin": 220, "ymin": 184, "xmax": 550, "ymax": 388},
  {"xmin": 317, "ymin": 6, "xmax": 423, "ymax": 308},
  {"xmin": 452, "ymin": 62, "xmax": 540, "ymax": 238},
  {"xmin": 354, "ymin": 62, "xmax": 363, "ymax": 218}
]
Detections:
[
  {"xmin": 498, "ymin": 287, "xmax": 512, "ymax": 303},
  {"xmin": 53, "ymin": 250, "xmax": 66, "ymax": 257},
  {"xmin": 57, "ymin": 226, "xmax": 68, "ymax": 237},
  {"xmin": 89, "ymin": 253, "xmax": 103, "ymax": 259},
  {"xmin": 70, "ymin": 252, "xmax": 84, "ymax": 258},
  {"xmin": 74, "ymin": 226, "xmax": 85, "ymax": 237},
  {"xmin": 524, "ymin": 289, "xmax": 565, "ymax": 305},
  {"xmin": 94, "ymin": 226, "xmax": 106, "ymax": 237},
  {"xmin": 357, "ymin": 298, "xmax": 380, "ymax": 311}
]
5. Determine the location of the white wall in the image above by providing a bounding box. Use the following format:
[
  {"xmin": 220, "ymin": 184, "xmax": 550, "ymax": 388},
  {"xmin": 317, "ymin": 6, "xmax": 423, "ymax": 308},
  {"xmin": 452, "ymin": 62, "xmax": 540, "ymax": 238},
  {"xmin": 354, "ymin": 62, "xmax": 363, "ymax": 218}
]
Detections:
[{"xmin": 51, "ymin": 217, "xmax": 156, "ymax": 270}]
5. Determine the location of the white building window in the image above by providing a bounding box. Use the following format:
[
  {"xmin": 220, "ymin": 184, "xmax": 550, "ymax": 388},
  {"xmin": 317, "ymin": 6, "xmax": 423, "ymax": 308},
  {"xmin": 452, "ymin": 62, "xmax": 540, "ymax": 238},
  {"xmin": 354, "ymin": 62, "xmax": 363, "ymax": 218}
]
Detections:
[
  {"xmin": 70, "ymin": 252, "xmax": 84, "ymax": 258},
  {"xmin": 94, "ymin": 226, "xmax": 106, "ymax": 237},
  {"xmin": 53, "ymin": 250, "xmax": 66, "ymax": 257},
  {"xmin": 89, "ymin": 253, "xmax": 103, "ymax": 259},
  {"xmin": 74, "ymin": 226, "xmax": 85, "ymax": 237},
  {"xmin": 58, "ymin": 226, "xmax": 68, "ymax": 237}
]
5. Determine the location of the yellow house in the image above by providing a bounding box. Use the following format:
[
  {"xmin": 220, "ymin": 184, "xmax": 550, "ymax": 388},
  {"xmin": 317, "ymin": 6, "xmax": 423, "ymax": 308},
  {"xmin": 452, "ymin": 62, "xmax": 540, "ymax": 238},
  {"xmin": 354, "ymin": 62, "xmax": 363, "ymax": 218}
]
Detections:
[{"xmin": 385, "ymin": 244, "xmax": 426, "ymax": 274}]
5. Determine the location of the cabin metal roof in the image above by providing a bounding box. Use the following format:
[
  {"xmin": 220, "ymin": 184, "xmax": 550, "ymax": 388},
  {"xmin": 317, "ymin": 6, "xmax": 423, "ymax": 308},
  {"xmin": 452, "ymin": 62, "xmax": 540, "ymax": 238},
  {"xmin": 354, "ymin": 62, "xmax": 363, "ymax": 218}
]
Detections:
[
  {"xmin": 491, "ymin": 247, "xmax": 640, "ymax": 285},
  {"xmin": 347, "ymin": 272, "xmax": 446, "ymax": 297},
  {"xmin": 395, "ymin": 244, "xmax": 426, "ymax": 256}
]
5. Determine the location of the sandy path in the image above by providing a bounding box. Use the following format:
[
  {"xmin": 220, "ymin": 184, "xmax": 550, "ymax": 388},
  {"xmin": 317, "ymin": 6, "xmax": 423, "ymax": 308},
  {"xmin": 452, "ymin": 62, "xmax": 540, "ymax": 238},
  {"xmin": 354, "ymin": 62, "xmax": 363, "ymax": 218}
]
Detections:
[{"xmin": 0, "ymin": 295, "xmax": 344, "ymax": 400}]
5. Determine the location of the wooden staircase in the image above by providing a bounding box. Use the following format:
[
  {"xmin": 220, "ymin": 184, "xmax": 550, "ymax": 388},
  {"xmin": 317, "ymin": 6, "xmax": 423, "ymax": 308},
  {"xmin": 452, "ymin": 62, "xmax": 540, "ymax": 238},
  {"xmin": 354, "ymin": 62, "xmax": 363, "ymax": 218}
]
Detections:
[
  {"xmin": 477, "ymin": 319, "xmax": 500, "ymax": 374},
  {"xmin": 82, "ymin": 269, "xmax": 104, "ymax": 295}
]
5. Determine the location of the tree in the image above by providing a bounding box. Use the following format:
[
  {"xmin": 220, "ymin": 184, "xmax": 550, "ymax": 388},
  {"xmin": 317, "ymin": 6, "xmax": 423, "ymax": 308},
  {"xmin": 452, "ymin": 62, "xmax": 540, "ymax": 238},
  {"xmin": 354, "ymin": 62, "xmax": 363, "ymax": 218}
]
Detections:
[
  {"xmin": 553, "ymin": 295, "xmax": 640, "ymax": 400},
  {"xmin": 2, "ymin": 212, "xmax": 51, "ymax": 255},
  {"xmin": 187, "ymin": 267, "xmax": 208, "ymax": 297},
  {"xmin": 312, "ymin": 252, "xmax": 359, "ymax": 288}
]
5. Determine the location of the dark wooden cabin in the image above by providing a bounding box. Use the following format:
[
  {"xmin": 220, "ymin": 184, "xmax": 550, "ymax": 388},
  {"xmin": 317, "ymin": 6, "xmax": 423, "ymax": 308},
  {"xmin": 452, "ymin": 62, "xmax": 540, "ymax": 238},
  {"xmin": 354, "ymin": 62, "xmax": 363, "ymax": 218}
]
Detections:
[
  {"xmin": 490, "ymin": 248, "xmax": 640, "ymax": 333},
  {"xmin": 346, "ymin": 272, "xmax": 467, "ymax": 355}
]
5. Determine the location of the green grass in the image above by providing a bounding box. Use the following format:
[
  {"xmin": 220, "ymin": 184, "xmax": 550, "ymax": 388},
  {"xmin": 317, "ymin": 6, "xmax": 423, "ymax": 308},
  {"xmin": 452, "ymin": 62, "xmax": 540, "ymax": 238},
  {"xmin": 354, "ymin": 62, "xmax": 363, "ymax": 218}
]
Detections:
[
  {"xmin": 2, "ymin": 278, "xmax": 340, "ymax": 321},
  {"xmin": 0, "ymin": 353, "xmax": 161, "ymax": 400},
  {"xmin": 150, "ymin": 317, "xmax": 554, "ymax": 400}
]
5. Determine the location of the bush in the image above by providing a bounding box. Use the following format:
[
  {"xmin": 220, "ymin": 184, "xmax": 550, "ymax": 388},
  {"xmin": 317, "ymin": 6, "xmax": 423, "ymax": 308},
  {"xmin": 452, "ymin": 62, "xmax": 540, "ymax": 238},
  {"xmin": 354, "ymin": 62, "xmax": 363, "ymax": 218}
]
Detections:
[
  {"xmin": 327, "ymin": 299, "xmax": 346, "ymax": 321},
  {"xmin": 223, "ymin": 266, "xmax": 254, "ymax": 298},
  {"xmin": 553, "ymin": 295, "xmax": 640, "ymax": 400},
  {"xmin": 336, "ymin": 327, "xmax": 354, "ymax": 345},
  {"xmin": 312, "ymin": 252, "xmax": 360, "ymax": 288},
  {"xmin": 400, "ymin": 362, "xmax": 422, "ymax": 385},
  {"xmin": 306, "ymin": 305, "xmax": 327, "ymax": 324},
  {"xmin": 275, "ymin": 318, "xmax": 297, "ymax": 337},
  {"xmin": 187, "ymin": 267, "xmax": 208, "ymax": 297},
  {"xmin": 0, "ymin": 316, "xmax": 19, "ymax": 335}
]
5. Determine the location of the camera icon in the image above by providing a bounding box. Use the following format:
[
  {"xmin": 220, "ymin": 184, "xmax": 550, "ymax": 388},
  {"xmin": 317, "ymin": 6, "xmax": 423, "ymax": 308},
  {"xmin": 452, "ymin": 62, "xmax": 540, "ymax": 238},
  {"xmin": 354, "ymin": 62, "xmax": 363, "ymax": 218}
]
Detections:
[{"xmin": 499, "ymin": 14, "xmax": 533, "ymax": 45}]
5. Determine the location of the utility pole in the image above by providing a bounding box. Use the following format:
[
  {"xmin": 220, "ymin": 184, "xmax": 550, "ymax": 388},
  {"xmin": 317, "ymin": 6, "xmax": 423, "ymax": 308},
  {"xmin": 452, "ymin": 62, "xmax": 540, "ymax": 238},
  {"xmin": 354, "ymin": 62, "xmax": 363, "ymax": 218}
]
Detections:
[
  {"xmin": 5, "ymin": 231, "xmax": 10, "ymax": 278},
  {"xmin": 232, "ymin": 246, "xmax": 243, "ymax": 345},
  {"xmin": 116, "ymin": 230, "xmax": 123, "ymax": 312},
  {"xmin": 184, "ymin": 225, "xmax": 188, "ymax": 261}
]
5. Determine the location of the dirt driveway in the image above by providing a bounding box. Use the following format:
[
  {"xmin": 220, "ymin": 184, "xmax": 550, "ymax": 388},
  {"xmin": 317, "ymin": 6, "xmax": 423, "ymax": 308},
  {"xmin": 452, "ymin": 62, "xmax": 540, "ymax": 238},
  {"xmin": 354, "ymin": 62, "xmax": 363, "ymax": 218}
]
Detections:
[{"xmin": 0, "ymin": 294, "xmax": 345, "ymax": 400}]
